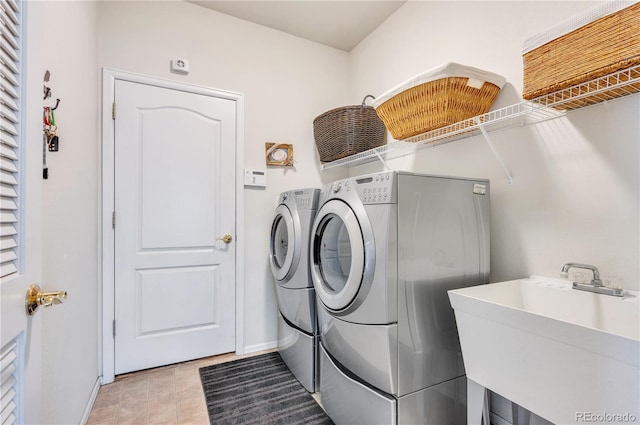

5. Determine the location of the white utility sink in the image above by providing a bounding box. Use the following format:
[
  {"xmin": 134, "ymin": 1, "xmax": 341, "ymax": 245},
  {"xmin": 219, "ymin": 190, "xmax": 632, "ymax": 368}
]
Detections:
[{"xmin": 448, "ymin": 275, "xmax": 639, "ymax": 424}]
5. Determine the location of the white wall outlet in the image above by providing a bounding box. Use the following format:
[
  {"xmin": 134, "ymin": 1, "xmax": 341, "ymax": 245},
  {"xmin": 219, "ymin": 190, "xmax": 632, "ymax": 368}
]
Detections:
[
  {"xmin": 244, "ymin": 169, "xmax": 266, "ymax": 188},
  {"xmin": 171, "ymin": 59, "xmax": 190, "ymax": 74}
]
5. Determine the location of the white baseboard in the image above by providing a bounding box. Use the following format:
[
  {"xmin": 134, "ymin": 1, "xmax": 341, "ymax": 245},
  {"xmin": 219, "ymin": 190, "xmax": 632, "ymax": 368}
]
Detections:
[
  {"xmin": 80, "ymin": 377, "xmax": 101, "ymax": 424},
  {"xmin": 243, "ymin": 340, "xmax": 277, "ymax": 354}
]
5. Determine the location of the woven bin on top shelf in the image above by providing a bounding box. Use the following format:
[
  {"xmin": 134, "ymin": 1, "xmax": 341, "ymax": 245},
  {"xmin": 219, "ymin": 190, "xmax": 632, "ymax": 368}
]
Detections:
[
  {"xmin": 522, "ymin": 2, "xmax": 640, "ymax": 104},
  {"xmin": 372, "ymin": 63, "xmax": 506, "ymax": 141},
  {"xmin": 313, "ymin": 95, "xmax": 386, "ymax": 163}
]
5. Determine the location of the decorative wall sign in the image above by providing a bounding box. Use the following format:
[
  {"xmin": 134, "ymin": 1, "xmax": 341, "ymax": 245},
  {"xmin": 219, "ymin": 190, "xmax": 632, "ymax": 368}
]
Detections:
[{"xmin": 265, "ymin": 143, "xmax": 294, "ymax": 167}]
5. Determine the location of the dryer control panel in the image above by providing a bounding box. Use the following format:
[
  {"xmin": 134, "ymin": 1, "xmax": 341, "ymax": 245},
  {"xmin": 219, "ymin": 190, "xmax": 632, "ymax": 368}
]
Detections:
[
  {"xmin": 353, "ymin": 171, "xmax": 397, "ymax": 205},
  {"xmin": 282, "ymin": 188, "xmax": 319, "ymax": 210}
]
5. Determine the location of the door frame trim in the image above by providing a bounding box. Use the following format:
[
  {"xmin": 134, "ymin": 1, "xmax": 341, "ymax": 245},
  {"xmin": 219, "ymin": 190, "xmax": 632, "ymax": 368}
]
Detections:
[{"xmin": 99, "ymin": 68, "xmax": 245, "ymax": 383}]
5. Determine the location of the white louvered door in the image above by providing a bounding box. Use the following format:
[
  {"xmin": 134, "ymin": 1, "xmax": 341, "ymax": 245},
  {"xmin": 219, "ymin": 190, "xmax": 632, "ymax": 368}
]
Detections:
[
  {"xmin": 0, "ymin": 341, "xmax": 20, "ymax": 425},
  {"xmin": 0, "ymin": 0, "xmax": 20, "ymax": 278},
  {"xmin": 1, "ymin": 1, "xmax": 44, "ymax": 424}
]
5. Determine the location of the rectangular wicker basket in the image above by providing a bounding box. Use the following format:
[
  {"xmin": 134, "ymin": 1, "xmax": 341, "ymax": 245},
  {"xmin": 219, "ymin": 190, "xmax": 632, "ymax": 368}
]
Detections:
[
  {"xmin": 523, "ymin": 2, "xmax": 640, "ymax": 103},
  {"xmin": 372, "ymin": 63, "xmax": 506, "ymax": 141},
  {"xmin": 313, "ymin": 95, "xmax": 386, "ymax": 163}
]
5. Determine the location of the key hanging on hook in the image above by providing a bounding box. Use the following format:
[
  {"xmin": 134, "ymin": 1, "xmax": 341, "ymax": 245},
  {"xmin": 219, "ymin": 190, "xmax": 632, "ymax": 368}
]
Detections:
[
  {"xmin": 42, "ymin": 108, "xmax": 49, "ymax": 179},
  {"xmin": 48, "ymin": 133, "xmax": 59, "ymax": 152},
  {"xmin": 47, "ymin": 108, "xmax": 59, "ymax": 152},
  {"xmin": 43, "ymin": 107, "xmax": 50, "ymax": 129}
]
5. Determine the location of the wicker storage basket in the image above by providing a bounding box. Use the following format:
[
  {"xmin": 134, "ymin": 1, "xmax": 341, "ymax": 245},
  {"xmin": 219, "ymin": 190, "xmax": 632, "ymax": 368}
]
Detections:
[
  {"xmin": 523, "ymin": 2, "xmax": 640, "ymax": 103},
  {"xmin": 313, "ymin": 95, "xmax": 385, "ymax": 162},
  {"xmin": 372, "ymin": 63, "xmax": 506, "ymax": 140}
]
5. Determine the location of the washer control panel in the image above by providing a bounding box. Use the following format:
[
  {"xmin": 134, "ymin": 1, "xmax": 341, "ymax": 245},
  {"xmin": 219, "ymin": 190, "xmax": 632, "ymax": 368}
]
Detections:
[
  {"xmin": 353, "ymin": 171, "xmax": 396, "ymax": 204},
  {"xmin": 319, "ymin": 172, "xmax": 397, "ymax": 205}
]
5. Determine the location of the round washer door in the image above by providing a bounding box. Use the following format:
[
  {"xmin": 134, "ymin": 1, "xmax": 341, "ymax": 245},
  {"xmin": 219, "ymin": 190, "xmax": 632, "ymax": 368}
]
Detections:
[
  {"xmin": 269, "ymin": 204, "xmax": 300, "ymax": 282},
  {"xmin": 311, "ymin": 199, "xmax": 365, "ymax": 311}
]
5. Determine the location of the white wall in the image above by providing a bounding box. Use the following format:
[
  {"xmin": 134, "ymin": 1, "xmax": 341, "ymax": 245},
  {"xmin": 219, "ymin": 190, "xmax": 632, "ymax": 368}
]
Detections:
[
  {"xmin": 96, "ymin": 0, "xmax": 349, "ymax": 351},
  {"xmin": 38, "ymin": 1, "xmax": 100, "ymax": 424},
  {"xmin": 348, "ymin": 1, "xmax": 639, "ymax": 290}
]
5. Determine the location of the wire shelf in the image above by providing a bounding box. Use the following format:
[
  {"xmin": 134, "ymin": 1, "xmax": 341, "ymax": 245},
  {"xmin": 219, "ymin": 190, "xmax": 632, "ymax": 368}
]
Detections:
[
  {"xmin": 530, "ymin": 64, "xmax": 640, "ymax": 110},
  {"xmin": 321, "ymin": 64, "xmax": 640, "ymax": 170}
]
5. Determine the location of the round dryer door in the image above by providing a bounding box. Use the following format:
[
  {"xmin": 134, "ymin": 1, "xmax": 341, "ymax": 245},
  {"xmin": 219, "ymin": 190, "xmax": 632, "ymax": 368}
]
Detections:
[
  {"xmin": 311, "ymin": 200, "xmax": 366, "ymax": 311},
  {"xmin": 269, "ymin": 204, "xmax": 300, "ymax": 282}
]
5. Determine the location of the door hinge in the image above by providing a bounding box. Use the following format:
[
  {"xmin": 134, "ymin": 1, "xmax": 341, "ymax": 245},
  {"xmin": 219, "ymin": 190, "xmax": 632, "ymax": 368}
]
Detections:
[
  {"xmin": 112, "ymin": 102, "xmax": 116, "ymax": 120},
  {"xmin": 112, "ymin": 319, "xmax": 116, "ymax": 337},
  {"xmin": 112, "ymin": 211, "xmax": 116, "ymax": 229}
]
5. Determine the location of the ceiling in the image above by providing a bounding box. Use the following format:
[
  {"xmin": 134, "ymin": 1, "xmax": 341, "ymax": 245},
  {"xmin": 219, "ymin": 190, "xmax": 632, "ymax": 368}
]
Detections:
[{"xmin": 188, "ymin": 1, "xmax": 407, "ymax": 51}]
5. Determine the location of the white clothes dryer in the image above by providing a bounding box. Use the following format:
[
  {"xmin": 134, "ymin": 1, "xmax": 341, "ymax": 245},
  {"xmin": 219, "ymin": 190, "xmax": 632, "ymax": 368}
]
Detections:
[
  {"xmin": 269, "ymin": 188, "xmax": 320, "ymax": 392},
  {"xmin": 310, "ymin": 171, "xmax": 490, "ymax": 424}
]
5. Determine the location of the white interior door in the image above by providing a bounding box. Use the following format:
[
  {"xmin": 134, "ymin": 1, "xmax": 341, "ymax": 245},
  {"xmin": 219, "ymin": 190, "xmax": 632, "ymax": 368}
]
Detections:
[
  {"xmin": 0, "ymin": 135, "xmax": 43, "ymax": 425},
  {"xmin": 113, "ymin": 79, "xmax": 236, "ymax": 374},
  {"xmin": 1, "ymin": 1, "xmax": 44, "ymax": 423}
]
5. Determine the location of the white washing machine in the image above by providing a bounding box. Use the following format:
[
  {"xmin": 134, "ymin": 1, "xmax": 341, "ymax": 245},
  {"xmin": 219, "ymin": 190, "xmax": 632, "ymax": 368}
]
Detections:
[
  {"xmin": 310, "ymin": 171, "xmax": 490, "ymax": 424},
  {"xmin": 269, "ymin": 188, "xmax": 320, "ymax": 392}
]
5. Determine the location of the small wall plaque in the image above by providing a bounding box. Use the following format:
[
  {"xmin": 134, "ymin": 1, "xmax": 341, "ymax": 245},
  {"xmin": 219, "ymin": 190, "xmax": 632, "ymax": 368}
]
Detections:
[{"xmin": 266, "ymin": 143, "xmax": 294, "ymax": 167}]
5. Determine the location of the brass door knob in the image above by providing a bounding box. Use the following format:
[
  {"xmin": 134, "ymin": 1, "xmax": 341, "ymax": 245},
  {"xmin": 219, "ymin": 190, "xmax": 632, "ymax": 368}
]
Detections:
[
  {"xmin": 217, "ymin": 234, "xmax": 233, "ymax": 244},
  {"xmin": 25, "ymin": 284, "xmax": 67, "ymax": 316}
]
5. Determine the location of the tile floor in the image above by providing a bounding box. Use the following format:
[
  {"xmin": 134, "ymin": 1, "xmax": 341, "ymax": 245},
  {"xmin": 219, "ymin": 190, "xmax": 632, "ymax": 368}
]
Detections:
[{"xmin": 87, "ymin": 349, "xmax": 277, "ymax": 425}]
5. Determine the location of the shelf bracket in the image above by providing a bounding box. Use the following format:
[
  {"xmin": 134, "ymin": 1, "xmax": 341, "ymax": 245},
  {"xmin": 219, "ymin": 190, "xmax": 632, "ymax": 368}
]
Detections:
[
  {"xmin": 474, "ymin": 117, "xmax": 513, "ymax": 185},
  {"xmin": 373, "ymin": 148, "xmax": 392, "ymax": 171}
]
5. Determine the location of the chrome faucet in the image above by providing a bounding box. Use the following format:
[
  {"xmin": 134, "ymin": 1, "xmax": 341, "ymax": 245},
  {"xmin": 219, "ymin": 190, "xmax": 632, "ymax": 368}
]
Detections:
[
  {"xmin": 561, "ymin": 262, "xmax": 624, "ymax": 297},
  {"xmin": 561, "ymin": 262, "xmax": 602, "ymax": 285}
]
